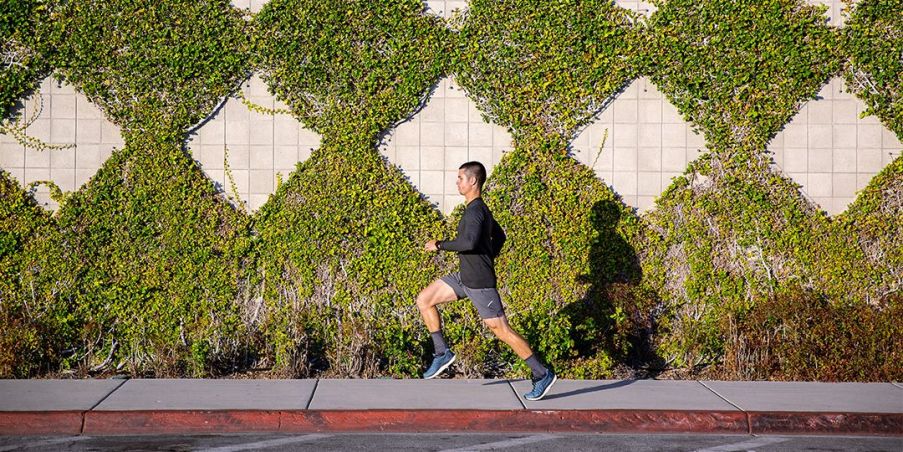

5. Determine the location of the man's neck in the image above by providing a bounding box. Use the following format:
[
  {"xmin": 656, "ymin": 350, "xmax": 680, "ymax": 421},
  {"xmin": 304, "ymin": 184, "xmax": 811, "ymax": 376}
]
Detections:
[{"xmin": 464, "ymin": 191, "xmax": 481, "ymax": 205}]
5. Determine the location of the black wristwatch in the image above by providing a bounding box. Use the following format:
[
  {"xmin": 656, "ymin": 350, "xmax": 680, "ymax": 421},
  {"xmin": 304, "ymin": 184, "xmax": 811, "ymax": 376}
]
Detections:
[{"xmin": 436, "ymin": 240, "xmax": 442, "ymax": 250}]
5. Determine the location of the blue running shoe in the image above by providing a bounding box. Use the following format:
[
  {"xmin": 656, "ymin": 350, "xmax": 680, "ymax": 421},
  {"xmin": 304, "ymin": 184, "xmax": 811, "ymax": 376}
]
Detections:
[
  {"xmin": 524, "ymin": 369, "xmax": 557, "ymax": 401},
  {"xmin": 422, "ymin": 350, "xmax": 456, "ymax": 379}
]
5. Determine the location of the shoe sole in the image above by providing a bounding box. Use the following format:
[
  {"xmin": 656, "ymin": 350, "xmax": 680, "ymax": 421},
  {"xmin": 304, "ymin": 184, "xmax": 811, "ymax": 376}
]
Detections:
[
  {"xmin": 524, "ymin": 373, "xmax": 558, "ymax": 401},
  {"xmin": 423, "ymin": 354, "xmax": 456, "ymax": 379}
]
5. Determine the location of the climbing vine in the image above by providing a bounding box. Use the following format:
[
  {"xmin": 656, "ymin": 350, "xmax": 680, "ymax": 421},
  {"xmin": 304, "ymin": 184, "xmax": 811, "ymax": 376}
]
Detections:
[{"xmin": 0, "ymin": 0, "xmax": 899, "ymax": 381}]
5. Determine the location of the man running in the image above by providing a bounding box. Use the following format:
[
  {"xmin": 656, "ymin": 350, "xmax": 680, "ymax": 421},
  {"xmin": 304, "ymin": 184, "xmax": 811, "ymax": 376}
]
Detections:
[{"xmin": 417, "ymin": 161, "xmax": 557, "ymax": 401}]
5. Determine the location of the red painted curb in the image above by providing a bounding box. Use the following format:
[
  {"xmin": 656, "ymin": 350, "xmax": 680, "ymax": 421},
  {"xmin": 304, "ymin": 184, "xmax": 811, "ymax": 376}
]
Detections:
[
  {"xmin": 3, "ymin": 410, "xmax": 901, "ymax": 436},
  {"xmin": 0, "ymin": 411, "xmax": 84, "ymax": 435},
  {"xmin": 83, "ymin": 410, "xmax": 282, "ymax": 435},
  {"xmin": 64, "ymin": 410, "xmax": 749, "ymax": 435},
  {"xmin": 280, "ymin": 409, "xmax": 749, "ymax": 434},
  {"xmin": 748, "ymin": 412, "xmax": 903, "ymax": 436}
]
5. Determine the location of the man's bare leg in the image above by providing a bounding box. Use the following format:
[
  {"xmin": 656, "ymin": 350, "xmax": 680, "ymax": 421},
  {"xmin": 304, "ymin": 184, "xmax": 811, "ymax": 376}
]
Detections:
[
  {"xmin": 415, "ymin": 279, "xmax": 458, "ymax": 333},
  {"xmin": 483, "ymin": 315, "xmax": 534, "ymax": 359},
  {"xmin": 484, "ymin": 315, "xmax": 550, "ymax": 381},
  {"xmin": 417, "ymin": 279, "xmax": 459, "ymax": 378}
]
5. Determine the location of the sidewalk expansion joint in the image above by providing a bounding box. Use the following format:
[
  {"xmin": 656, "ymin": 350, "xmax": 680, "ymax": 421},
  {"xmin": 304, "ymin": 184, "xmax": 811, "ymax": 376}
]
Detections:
[
  {"xmin": 80, "ymin": 378, "xmax": 128, "ymax": 434},
  {"xmin": 697, "ymin": 381, "xmax": 751, "ymax": 435},
  {"xmin": 304, "ymin": 379, "xmax": 320, "ymax": 410},
  {"xmin": 506, "ymin": 379, "xmax": 527, "ymax": 410}
]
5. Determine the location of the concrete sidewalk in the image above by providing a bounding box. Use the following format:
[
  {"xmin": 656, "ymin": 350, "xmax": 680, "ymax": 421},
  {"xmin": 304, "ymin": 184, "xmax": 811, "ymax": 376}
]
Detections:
[{"xmin": 0, "ymin": 379, "xmax": 900, "ymax": 436}]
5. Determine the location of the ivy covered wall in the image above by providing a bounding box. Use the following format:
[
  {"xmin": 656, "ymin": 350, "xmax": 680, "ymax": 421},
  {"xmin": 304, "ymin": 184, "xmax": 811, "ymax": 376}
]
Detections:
[{"xmin": 0, "ymin": 0, "xmax": 900, "ymax": 380}]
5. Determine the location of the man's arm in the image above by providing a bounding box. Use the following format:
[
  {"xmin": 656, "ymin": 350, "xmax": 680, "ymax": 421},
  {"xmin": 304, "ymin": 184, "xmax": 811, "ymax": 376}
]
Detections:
[{"xmin": 434, "ymin": 208, "xmax": 485, "ymax": 252}]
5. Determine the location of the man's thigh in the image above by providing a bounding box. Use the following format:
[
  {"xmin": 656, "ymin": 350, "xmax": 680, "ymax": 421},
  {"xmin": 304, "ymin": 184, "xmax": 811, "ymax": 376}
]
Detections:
[{"xmin": 419, "ymin": 278, "xmax": 460, "ymax": 307}]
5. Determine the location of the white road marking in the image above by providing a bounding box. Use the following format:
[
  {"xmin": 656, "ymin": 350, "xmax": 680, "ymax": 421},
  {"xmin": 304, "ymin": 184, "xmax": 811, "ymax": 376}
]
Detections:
[
  {"xmin": 0, "ymin": 436, "xmax": 89, "ymax": 452},
  {"xmin": 199, "ymin": 434, "xmax": 332, "ymax": 452},
  {"xmin": 439, "ymin": 434, "xmax": 560, "ymax": 451},
  {"xmin": 694, "ymin": 436, "xmax": 790, "ymax": 452}
]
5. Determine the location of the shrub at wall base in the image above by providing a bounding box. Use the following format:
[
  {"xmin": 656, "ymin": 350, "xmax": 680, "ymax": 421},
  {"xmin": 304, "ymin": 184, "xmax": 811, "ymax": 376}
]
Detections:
[
  {"xmin": 0, "ymin": 170, "xmax": 68, "ymax": 377},
  {"xmin": 726, "ymin": 288, "xmax": 902, "ymax": 381},
  {"xmin": 472, "ymin": 147, "xmax": 647, "ymax": 379},
  {"xmin": 250, "ymin": 141, "xmax": 448, "ymax": 377},
  {"xmin": 641, "ymin": 147, "xmax": 902, "ymax": 380},
  {"xmin": 5, "ymin": 138, "xmax": 254, "ymax": 378}
]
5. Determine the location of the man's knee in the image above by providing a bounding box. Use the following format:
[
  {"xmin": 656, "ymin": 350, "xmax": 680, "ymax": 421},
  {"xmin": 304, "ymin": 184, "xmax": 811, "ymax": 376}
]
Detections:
[
  {"xmin": 483, "ymin": 318, "xmax": 509, "ymax": 336},
  {"xmin": 416, "ymin": 284, "xmax": 443, "ymax": 310},
  {"xmin": 415, "ymin": 289, "xmax": 433, "ymax": 310}
]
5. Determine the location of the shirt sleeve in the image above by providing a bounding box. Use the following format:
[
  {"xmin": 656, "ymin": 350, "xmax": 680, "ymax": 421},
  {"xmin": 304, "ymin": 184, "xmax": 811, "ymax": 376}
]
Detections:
[{"xmin": 439, "ymin": 207, "xmax": 485, "ymax": 252}]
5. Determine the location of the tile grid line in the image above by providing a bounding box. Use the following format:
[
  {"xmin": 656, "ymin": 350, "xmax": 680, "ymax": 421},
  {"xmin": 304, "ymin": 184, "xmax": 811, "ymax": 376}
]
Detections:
[{"xmin": 73, "ymin": 85, "xmax": 78, "ymax": 196}]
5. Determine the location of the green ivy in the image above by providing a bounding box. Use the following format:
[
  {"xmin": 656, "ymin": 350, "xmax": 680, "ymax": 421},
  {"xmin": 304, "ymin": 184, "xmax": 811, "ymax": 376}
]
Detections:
[
  {"xmin": 646, "ymin": 0, "xmax": 840, "ymax": 149},
  {"xmin": 640, "ymin": 150, "xmax": 829, "ymax": 369},
  {"xmin": 3, "ymin": 137, "xmax": 255, "ymax": 377},
  {"xmin": 480, "ymin": 148, "xmax": 647, "ymax": 378},
  {"xmin": 0, "ymin": 169, "xmax": 63, "ymax": 377},
  {"xmin": 251, "ymin": 141, "xmax": 447, "ymax": 377},
  {"xmin": 0, "ymin": 0, "xmax": 48, "ymax": 120},
  {"xmin": 0, "ymin": 0, "xmax": 900, "ymax": 381},
  {"xmin": 454, "ymin": 0, "xmax": 641, "ymax": 148},
  {"xmin": 42, "ymin": 0, "xmax": 252, "ymax": 138},
  {"xmin": 254, "ymin": 0, "xmax": 450, "ymax": 143},
  {"xmin": 842, "ymin": 0, "xmax": 903, "ymax": 137},
  {"xmin": 831, "ymin": 154, "xmax": 903, "ymax": 304}
]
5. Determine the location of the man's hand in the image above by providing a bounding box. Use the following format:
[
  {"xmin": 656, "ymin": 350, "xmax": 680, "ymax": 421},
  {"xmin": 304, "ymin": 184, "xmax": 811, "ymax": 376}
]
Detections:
[{"xmin": 424, "ymin": 240, "xmax": 439, "ymax": 252}]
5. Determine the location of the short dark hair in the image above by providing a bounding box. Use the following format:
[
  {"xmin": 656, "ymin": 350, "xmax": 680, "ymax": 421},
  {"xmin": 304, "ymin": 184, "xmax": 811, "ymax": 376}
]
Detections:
[{"xmin": 459, "ymin": 161, "xmax": 487, "ymax": 189}]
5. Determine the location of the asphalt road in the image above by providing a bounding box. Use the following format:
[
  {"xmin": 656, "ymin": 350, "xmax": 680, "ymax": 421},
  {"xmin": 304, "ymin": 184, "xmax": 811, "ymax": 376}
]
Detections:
[{"xmin": 1, "ymin": 433, "xmax": 901, "ymax": 452}]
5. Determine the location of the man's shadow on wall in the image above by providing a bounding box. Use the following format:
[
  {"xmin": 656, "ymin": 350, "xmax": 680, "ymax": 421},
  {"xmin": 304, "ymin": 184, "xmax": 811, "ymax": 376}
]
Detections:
[{"xmin": 561, "ymin": 199, "xmax": 666, "ymax": 378}]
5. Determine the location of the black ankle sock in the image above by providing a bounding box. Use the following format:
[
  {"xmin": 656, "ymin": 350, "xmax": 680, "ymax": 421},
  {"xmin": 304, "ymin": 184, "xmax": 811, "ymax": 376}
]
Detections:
[
  {"xmin": 525, "ymin": 354, "xmax": 548, "ymax": 379},
  {"xmin": 430, "ymin": 331, "xmax": 448, "ymax": 355}
]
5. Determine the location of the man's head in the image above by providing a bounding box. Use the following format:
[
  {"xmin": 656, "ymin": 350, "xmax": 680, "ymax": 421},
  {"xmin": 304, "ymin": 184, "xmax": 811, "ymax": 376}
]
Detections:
[{"xmin": 456, "ymin": 161, "xmax": 487, "ymax": 196}]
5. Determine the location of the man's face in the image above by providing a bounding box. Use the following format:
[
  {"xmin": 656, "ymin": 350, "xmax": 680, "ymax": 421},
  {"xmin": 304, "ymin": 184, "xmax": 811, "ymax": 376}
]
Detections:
[{"xmin": 456, "ymin": 169, "xmax": 473, "ymax": 195}]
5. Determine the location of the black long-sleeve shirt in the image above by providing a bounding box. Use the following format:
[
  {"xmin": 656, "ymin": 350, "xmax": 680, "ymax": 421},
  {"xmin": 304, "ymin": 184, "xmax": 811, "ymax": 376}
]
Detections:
[{"xmin": 438, "ymin": 197, "xmax": 504, "ymax": 289}]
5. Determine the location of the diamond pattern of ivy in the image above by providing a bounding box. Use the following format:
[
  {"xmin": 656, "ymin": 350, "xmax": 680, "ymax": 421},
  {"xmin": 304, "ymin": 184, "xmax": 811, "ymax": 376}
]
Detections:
[
  {"xmin": 44, "ymin": 0, "xmax": 252, "ymax": 137},
  {"xmin": 647, "ymin": 0, "xmax": 840, "ymax": 150},
  {"xmin": 254, "ymin": 0, "xmax": 449, "ymax": 143},
  {"xmin": 455, "ymin": 0, "xmax": 641, "ymax": 148}
]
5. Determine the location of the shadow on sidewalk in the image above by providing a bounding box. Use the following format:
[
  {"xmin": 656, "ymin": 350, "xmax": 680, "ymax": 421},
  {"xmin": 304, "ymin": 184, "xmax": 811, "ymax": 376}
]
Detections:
[
  {"xmin": 483, "ymin": 378, "xmax": 637, "ymax": 400},
  {"xmin": 539, "ymin": 378, "xmax": 637, "ymax": 401}
]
